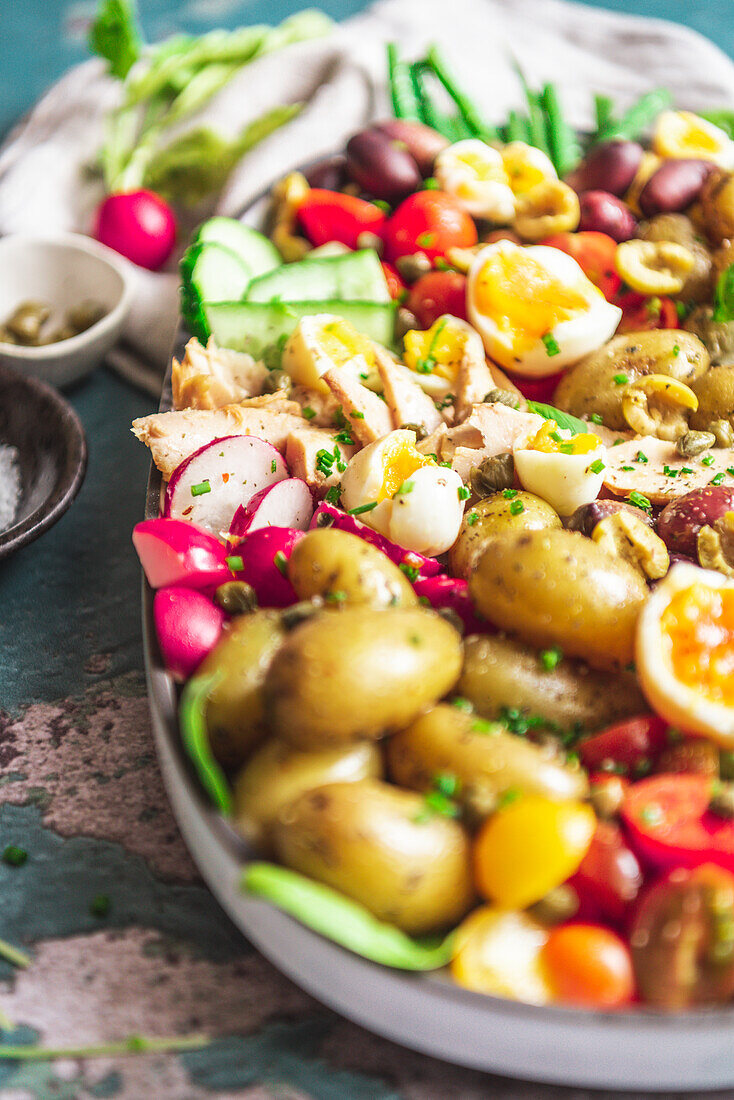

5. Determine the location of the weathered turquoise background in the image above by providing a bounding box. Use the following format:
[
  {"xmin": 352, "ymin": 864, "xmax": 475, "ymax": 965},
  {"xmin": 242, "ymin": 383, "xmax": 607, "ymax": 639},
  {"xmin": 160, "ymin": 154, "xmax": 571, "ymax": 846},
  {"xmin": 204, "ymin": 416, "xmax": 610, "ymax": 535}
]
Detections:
[{"xmin": 2, "ymin": 2, "xmax": 734, "ymax": 1097}]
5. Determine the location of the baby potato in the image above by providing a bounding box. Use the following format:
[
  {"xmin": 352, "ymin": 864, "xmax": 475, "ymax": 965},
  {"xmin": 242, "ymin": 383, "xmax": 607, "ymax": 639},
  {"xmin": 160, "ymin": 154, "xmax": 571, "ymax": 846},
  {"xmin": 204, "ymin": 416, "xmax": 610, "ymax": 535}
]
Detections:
[
  {"xmin": 387, "ymin": 704, "xmax": 588, "ymax": 821},
  {"xmin": 459, "ymin": 634, "xmax": 648, "ymax": 732},
  {"xmin": 272, "ymin": 779, "xmax": 475, "ymax": 934},
  {"xmin": 469, "ymin": 529, "xmax": 648, "ymax": 670},
  {"xmin": 450, "ymin": 492, "xmax": 561, "ymax": 579},
  {"xmin": 554, "ymin": 330, "xmax": 710, "ymax": 429},
  {"xmin": 197, "ymin": 610, "xmax": 286, "ymax": 768},
  {"xmin": 690, "ymin": 364, "xmax": 734, "ymax": 430},
  {"xmin": 265, "ymin": 606, "xmax": 463, "ymax": 749},
  {"xmin": 287, "ymin": 527, "xmax": 416, "ymax": 608},
  {"xmin": 233, "ymin": 738, "xmax": 382, "ymax": 853},
  {"xmin": 637, "ymin": 214, "xmax": 713, "ymax": 303}
]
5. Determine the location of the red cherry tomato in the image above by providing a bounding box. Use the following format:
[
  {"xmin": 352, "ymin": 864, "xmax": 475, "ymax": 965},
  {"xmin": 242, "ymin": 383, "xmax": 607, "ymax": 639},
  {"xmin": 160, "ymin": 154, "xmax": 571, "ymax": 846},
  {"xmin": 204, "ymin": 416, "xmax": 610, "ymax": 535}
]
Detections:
[
  {"xmin": 297, "ymin": 189, "xmax": 386, "ymax": 249},
  {"xmin": 622, "ymin": 774, "xmax": 734, "ymax": 873},
  {"xmin": 383, "ymin": 191, "xmax": 477, "ymax": 263},
  {"xmin": 569, "ymin": 821, "xmax": 643, "ymax": 926},
  {"xmin": 381, "ymin": 261, "xmax": 407, "ymax": 301},
  {"xmin": 578, "ymin": 715, "xmax": 668, "ymax": 776},
  {"xmin": 505, "ymin": 369, "xmax": 566, "ymax": 404},
  {"xmin": 407, "ymin": 270, "xmax": 468, "ymax": 327},
  {"xmin": 540, "ymin": 232, "xmax": 621, "ymax": 301},
  {"xmin": 541, "ymin": 923, "xmax": 635, "ymax": 1009},
  {"xmin": 616, "ymin": 291, "xmax": 678, "ymax": 333}
]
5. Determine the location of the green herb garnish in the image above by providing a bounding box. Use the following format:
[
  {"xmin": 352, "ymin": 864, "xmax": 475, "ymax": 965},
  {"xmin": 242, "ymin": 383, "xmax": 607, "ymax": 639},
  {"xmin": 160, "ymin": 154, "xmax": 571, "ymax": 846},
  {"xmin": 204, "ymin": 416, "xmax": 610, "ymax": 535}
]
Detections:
[
  {"xmin": 225, "ymin": 554, "xmax": 243, "ymax": 572},
  {"xmin": 542, "ymin": 333, "xmax": 560, "ymax": 357},
  {"xmin": 509, "ymin": 499, "xmax": 524, "ymax": 515},
  {"xmin": 347, "ymin": 501, "xmax": 378, "ymax": 515},
  {"xmin": 539, "ymin": 646, "xmax": 563, "ymax": 671},
  {"xmin": 273, "ymin": 550, "xmax": 288, "ymax": 576},
  {"xmin": 190, "ymin": 480, "xmax": 211, "ymax": 496},
  {"xmin": 629, "ymin": 490, "xmax": 652, "ymax": 513}
]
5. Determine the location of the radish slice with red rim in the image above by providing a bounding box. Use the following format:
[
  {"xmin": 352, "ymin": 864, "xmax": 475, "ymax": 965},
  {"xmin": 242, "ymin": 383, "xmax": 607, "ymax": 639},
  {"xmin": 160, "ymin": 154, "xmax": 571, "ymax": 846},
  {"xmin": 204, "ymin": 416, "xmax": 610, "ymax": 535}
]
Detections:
[
  {"xmin": 133, "ymin": 517, "xmax": 232, "ymax": 589},
  {"xmin": 230, "ymin": 478, "xmax": 314, "ymax": 538}
]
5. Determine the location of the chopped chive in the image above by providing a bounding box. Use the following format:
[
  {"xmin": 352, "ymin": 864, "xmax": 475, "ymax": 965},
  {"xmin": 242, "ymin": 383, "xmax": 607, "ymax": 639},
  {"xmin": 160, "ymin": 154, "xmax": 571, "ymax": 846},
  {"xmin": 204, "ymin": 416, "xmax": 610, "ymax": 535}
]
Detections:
[
  {"xmin": 347, "ymin": 501, "xmax": 378, "ymax": 515},
  {"xmin": 680, "ymin": 466, "xmax": 694, "ymax": 475},
  {"xmin": 273, "ymin": 551, "xmax": 288, "ymax": 576},
  {"xmin": 90, "ymin": 894, "xmax": 111, "ymax": 918},
  {"xmin": 225, "ymin": 555, "xmax": 244, "ymax": 572},
  {"xmin": 613, "ymin": 373, "xmax": 629, "ymax": 386},
  {"xmin": 702, "ymin": 454, "xmax": 715, "ymax": 467},
  {"xmin": 539, "ymin": 646, "xmax": 563, "ymax": 671},
  {"xmin": 423, "ymin": 176, "xmax": 439, "ymax": 190},
  {"xmin": 324, "ymin": 485, "xmax": 342, "ymax": 505},
  {"xmin": 728, "ymin": 468, "xmax": 734, "ymax": 477},
  {"xmin": 588, "ymin": 459, "xmax": 605, "ymax": 474},
  {"xmin": 621, "ymin": 465, "xmax": 635, "ymax": 471},
  {"xmin": 433, "ymin": 772, "xmax": 459, "ymax": 797},
  {"xmin": 351, "ymin": 411, "xmax": 365, "ymax": 420},
  {"xmin": 502, "ymin": 488, "xmax": 518, "ymax": 499},
  {"xmin": 190, "ymin": 480, "xmax": 211, "ymax": 496},
  {"xmin": 711, "ymin": 472, "xmax": 726, "ymax": 486},
  {"xmin": 559, "ymin": 442, "xmax": 575, "ymax": 454},
  {"xmin": 451, "ymin": 696, "xmax": 473, "ymax": 712},
  {"xmin": 672, "ymin": 345, "xmax": 680, "ymax": 357},
  {"xmin": 325, "ymin": 590, "xmax": 347, "ymax": 603},
  {"xmin": 590, "ymin": 413, "xmax": 603, "ymax": 425},
  {"xmin": 509, "ymin": 499, "xmax": 525, "ymax": 515},
  {"xmin": 635, "ymin": 451, "xmax": 648, "ymax": 464},
  {"xmin": 302, "ymin": 406, "xmax": 316, "ymax": 421},
  {"xmin": 334, "ymin": 429, "xmax": 355, "ymax": 445},
  {"xmin": 467, "ymin": 510, "xmax": 479, "ymax": 526},
  {"xmin": 399, "ymin": 562, "xmax": 419, "ymax": 582},
  {"xmin": 629, "ymin": 490, "xmax": 652, "ymax": 513},
  {"xmin": 395, "ymin": 479, "xmax": 415, "ymax": 496},
  {"xmin": 457, "ymin": 486, "xmax": 470, "ymax": 501},
  {"xmin": 663, "ymin": 465, "xmax": 679, "ymax": 478},
  {"xmin": 271, "ymin": 459, "xmax": 277, "ymax": 473},
  {"xmin": 542, "ymin": 333, "xmax": 561, "ymax": 357}
]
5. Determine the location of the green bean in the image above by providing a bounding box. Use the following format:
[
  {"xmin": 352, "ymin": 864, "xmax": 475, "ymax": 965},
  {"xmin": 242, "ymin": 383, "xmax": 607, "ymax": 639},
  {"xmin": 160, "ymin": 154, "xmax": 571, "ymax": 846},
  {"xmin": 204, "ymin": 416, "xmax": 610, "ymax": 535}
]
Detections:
[
  {"xmin": 513, "ymin": 63, "xmax": 551, "ymax": 156},
  {"xmin": 594, "ymin": 93, "xmax": 615, "ymax": 137},
  {"xmin": 387, "ymin": 43, "xmax": 421, "ymax": 121},
  {"xmin": 595, "ymin": 88, "xmax": 672, "ymax": 143},
  {"xmin": 505, "ymin": 109, "xmax": 531, "ymax": 144},
  {"xmin": 426, "ymin": 45, "xmax": 497, "ymax": 142},
  {"xmin": 179, "ymin": 672, "xmax": 233, "ymax": 815},
  {"xmin": 409, "ymin": 61, "xmax": 444, "ymax": 132},
  {"xmin": 242, "ymin": 862, "xmax": 456, "ymax": 970},
  {"xmin": 541, "ymin": 83, "xmax": 581, "ymax": 176}
]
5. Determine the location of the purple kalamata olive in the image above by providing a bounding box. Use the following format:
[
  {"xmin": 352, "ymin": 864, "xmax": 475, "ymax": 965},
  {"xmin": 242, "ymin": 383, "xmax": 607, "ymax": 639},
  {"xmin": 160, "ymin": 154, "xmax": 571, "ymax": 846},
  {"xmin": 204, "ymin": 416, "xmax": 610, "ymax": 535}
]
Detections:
[
  {"xmin": 578, "ymin": 190, "xmax": 638, "ymax": 242},
  {"xmin": 657, "ymin": 485, "xmax": 734, "ymax": 557},
  {"xmin": 346, "ymin": 128, "xmax": 423, "ymax": 203},
  {"xmin": 638, "ymin": 159, "xmax": 715, "ymax": 219},
  {"xmin": 566, "ymin": 140, "xmax": 644, "ymax": 198},
  {"xmin": 304, "ymin": 155, "xmax": 348, "ymax": 191},
  {"xmin": 567, "ymin": 498, "xmax": 654, "ymax": 538},
  {"xmin": 373, "ymin": 119, "xmax": 449, "ymax": 177}
]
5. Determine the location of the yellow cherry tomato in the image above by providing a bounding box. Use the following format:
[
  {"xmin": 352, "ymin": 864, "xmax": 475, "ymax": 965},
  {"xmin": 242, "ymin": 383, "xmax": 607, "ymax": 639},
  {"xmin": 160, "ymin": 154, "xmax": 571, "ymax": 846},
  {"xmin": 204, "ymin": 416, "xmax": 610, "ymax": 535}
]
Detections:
[
  {"xmin": 451, "ymin": 905, "xmax": 552, "ymax": 1004},
  {"xmin": 473, "ymin": 794, "xmax": 595, "ymax": 909}
]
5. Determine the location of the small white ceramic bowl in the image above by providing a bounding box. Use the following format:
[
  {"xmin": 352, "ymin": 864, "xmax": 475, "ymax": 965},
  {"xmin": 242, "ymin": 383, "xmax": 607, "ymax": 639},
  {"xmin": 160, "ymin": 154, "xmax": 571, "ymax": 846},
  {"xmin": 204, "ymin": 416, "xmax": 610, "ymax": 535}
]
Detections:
[{"xmin": 0, "ymin": 233, "xmax": 133, "ymax": 387}]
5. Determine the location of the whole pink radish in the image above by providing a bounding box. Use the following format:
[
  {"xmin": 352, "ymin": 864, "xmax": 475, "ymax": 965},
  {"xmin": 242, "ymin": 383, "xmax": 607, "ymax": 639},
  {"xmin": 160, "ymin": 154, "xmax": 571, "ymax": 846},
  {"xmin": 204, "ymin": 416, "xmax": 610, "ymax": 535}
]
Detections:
[
  {"xmin": 154, "ymin": 586, "xmax": 226, "ymax": 680},
  {"xmin": 94, "ymin": 189, "xmax": 177, "ymax": 270},
  {"xmin": 233, "ymin": 526, "xmax": 304, "ymax": 607},
  {"xmin": 413, "ymin": 574, "xmax": 492, "ymax": 635},
  {"xmin": 133, "ymin": 518, "xmax": 232, "ymax": 590}
]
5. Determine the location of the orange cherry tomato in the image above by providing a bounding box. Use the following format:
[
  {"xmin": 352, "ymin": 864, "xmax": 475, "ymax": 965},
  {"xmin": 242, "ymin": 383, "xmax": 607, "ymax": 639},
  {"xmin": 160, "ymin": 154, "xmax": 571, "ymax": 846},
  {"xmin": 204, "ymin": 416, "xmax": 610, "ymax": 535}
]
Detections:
[
  {"xmin": 541, "ymin": 923, "xmax": 635, "ymax": 1009},
  {"xmin": 540, "ymin": 231, "xmax": 621, "ymax": 301},
  {"xmin": 407, "ymin": 270, "xmax": 468, "ymax": 327},
  {"xmin": 383, "ymin": 191, "xmax": 478, "ymax": 263}
]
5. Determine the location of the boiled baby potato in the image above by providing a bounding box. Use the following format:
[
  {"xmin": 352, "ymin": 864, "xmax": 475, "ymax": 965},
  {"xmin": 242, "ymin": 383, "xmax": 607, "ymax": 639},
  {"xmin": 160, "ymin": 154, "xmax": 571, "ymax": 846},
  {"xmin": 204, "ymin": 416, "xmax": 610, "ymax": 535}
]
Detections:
[
  {"xmin": 690, "ymin": 364, "xmax": 734, "ymax": 431},
  {"xmin": 288, "ymin": 527, "xmax": 416, "ymax": 608},
  {"xmin": 265, "ymin": 606, "xmax": 463, "ymax": 749},
  {"xmin": 198, "ymin": 610, "xmax": 286, "ymax": 768},
  {"xmin": 449, "ymin": 492, "xmax": 561, "ymax": 580},
  {"xmin": 272, "ymin": 779, "xmax": 475, "ymax": 933},
  {"xmin": 387, "ymin": 704, "xmax": 587, "ymax": 821},
  {"xmin": 233, "ymin": 737, "xmax": 382, "ymax": 853},
  {"xmin": 554, "ymin": 330, "xmax": 709, "ymax": 430},
  {"xmin": 469, "ymin": 529, "xmax": 648, "ymax": 670},
  {"xmin": 459, "ymin": 633, "xmax": 648, "ymax": 732}
]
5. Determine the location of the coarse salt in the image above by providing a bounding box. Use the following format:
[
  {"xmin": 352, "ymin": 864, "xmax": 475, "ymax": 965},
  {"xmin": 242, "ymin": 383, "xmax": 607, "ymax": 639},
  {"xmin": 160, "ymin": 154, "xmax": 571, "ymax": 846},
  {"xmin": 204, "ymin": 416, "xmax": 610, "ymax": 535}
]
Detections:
[{"xmin": 0, "ymin": 444, "xmax": 20, "ymax": 532}]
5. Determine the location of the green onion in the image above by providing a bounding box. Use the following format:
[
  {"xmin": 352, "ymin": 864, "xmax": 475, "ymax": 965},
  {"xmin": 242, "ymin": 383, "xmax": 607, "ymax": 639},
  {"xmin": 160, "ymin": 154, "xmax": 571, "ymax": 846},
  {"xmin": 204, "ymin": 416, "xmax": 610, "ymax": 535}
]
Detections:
[
  {"xmin": 509, "ymin": 499, "xmax": 524, "ymax": 515},
  {"xmin": 190, "ymin": 480, "xmax": 211, "ymax": 496},
  {"xmin": 539, "ymin": 646, "xmax": 563, "ymax": 672},
  {"xmin": 588, "ymin": 459, "xmax": 605, "ymax": 474},
  {"xmin": 621, "ymin": 465, "xmax": 635, "ymax": 471},
  {"xmin": 433, "ymin": 772, "xmax": 459, "ymax": 797},
  {"xmin": 273, "ymin": 550, "xmax": 288, "ymax": 576},
  {"xmin": 451, "ymin": 696, "xmax": 473, "ymax": 712},
  {"xmin": 334, "ymin": 429, "xmax": 355, "ymax": 445},
  {"xmin": 613, "ymin": 373, "xmax": 629, "ymax": 386},
  {"xmin": 395, "ymin": 479, "xmax": 415, "ymax": 496},
  {"xmin": 542, "ymin": 333, "xmax": 561, "ymax": 357},
  {"xmin": 351, "ymin": 410, "xmax": 365, "ymax": 419},
  {"xmin": 502, "ymin": 488, "xmax": 518, "ymax": 498},
  {"xmin": 711, "ymin": 472, "xmax": 726, "ymax": 486},
  {"xmin": 541, "ymin": 83, "xmax": 581, "ymax": 176},
  {"xmin": 672, "ymin": 345, "xmax": 680, "ymax": 357},
  {"xmin": 467, "ymin": 511, "xmax": 479, "ymax": 526},
  {"xmin": 457, "ymin": 486, "xmax": 470, "ymax": 501},
  {"xmin": 302, "ymin": 406, "xmax": 316, "ymax": 420},
  {"xmin": 590, "ymin": 413, "xmax": 603, "ymax": 425},
  {"xmin": 399, "ymin": 562, "xmax": 419, "ymax": 582},
  {"xmin": 347, "ymin": 501, "xmax": 378, "ymax": 515},
  {"xmin": 325, "ymin": 485, "xmax": 342, "ymax": 505},
  {"xmin": 663, "ymin": 465, "xmax": 679, "ymax": 479},
  {"xmin": 225, "ymin": 554, "xmax": 244, "ymax": 572},
  {"xmin": 635, "ymin": 451, "xmax": 648, "ymax": 464},
  {"xmin": 702, "ymin": 455, "xmax": 715, "ymax": 467},
  {"xmin": 629, "ymin": 490, "xmax": 652, "ymax": 513},
  {"xmin": 325, "ymin": 590, "xmax": 347, "ymax": 603},
  {"xmin": 681, "ymin": 467, "xmax": 694, "ymax": 475}
]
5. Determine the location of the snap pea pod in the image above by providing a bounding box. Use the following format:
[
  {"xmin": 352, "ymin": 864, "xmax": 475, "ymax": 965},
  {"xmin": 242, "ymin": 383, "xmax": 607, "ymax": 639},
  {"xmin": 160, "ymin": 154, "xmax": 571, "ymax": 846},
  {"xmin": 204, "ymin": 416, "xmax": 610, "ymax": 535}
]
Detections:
[
  {"xmin": 541, "ymin": 83, "xmax": 581, "ymax": 176},
  {"xmin": 387, "ymin": 43, "xmax": 421, "ymax": 122},
  {"xmin": 425, "ymin": 45, "xmax": 498, "ymax": 143},
  {"xmin": 242, "ymin": 862, "xmax": 456, "ymax": 970},
  {"xmin": 179, "ymin": 672, "xmax": 233, "ymax": 815},
  {"xmin": 594, "ymin": 88, "xmax": 672, "ymax": 143}
]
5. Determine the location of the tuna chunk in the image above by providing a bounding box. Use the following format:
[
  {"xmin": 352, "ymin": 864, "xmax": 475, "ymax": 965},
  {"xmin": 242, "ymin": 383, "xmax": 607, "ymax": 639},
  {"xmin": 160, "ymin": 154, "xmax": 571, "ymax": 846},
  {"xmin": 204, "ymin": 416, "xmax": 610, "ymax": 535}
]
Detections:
[
  {"xmin": 286, "ymin": 426, "xmax": 356, "ymax": 495},
  {"xmin": 374, "ymin": 346, "xmax": 442, "ymax": 436},
  {"xmin": 322, "ymin": 367, "xmax": 393, "ymax": 445}
]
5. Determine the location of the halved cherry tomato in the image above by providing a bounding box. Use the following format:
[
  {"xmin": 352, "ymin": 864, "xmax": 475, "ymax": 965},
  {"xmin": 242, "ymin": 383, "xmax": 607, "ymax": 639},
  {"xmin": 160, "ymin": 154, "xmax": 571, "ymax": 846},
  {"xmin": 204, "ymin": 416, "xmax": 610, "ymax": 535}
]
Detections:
[
  {"xmin": 407, "ymin": 270, "xmax": 468, "ymax": 327},
  {"xmin": 621, "ymin": 773, "xmax": 734, "ymax": 873},
  {"xmin": 616, "ymin": 291, "xmax": 678, "ymax": 333},
  {"xmin": 382, "ymin": 191, "xmax": 477, "ymax": 263},
  {"xmin": 297, "ymin": 189, "xmax": 386, "ymax": 250},
  {"xmin": 578, "ymin": 715, "xmax": 668, "ymax": 777},
  {"xmin": 506, "ymin": 369, "xmax": 566, "ymax": 404},
  {"xmin": 541, "ymin": 923, "xmax": 635, "ymax": 1008},
  {"xmin": 569, "ymin": 821, "xmax": 643, "ymax": 926},
  {"xmin": 540, "ymin": 232, "xmax": 621, "ymax": 301},
  {"xmin": 381, "ymin": 261, "xmax": 407, "ymax": 301}
]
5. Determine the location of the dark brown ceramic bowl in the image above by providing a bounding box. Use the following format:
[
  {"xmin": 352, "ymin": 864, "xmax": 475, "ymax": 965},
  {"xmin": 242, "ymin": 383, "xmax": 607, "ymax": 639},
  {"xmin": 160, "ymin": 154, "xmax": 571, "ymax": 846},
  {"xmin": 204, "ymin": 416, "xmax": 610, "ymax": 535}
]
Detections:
[{"xmin": 0, "ymin": 362, "xmax": 87, "ymax": 559}]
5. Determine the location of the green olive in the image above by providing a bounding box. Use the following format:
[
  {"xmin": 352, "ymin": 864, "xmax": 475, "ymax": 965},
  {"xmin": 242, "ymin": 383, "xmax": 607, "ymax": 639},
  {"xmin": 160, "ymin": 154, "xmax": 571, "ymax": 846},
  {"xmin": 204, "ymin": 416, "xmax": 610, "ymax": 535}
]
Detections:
[
  {"xmin": 265, "ymin": 606, "xmax": 463, "ymax": 749},
  {"xmin": 233, "ymin": 738, "xmax": 382, "ymax": 852},
  {"xmin": 637, "ymin": 214, "xmax": 712, "ymax": 303},
  {"xmin": 272, "ymin": 779, "xmax": 475, "ymax": 934},
  {"xmin": 458, "ymin": 633, "xmax": 648, "ymax": 733},
  {"xmin": 197, "ymin": 610, "xmax": 286, "ymax": 769},
  {"xmin": 554, "ymin": 330, "xmax": 710, "ymax": 429},
  {"xmin": 469, "ymin": 529, "xmax": 648, "ymax": 670},
  {"xmin": 287, "ymin": 527, "xmax": 416, "ymax": 608},
  {"xmin": 690, "ymin": 365, "xmax": 734, "ymax": 431},
  {"xmin": 387, "ymin": 703, "xmax": 588, "ymax": 822},
  {"xmin": 449, "ymin": 492, "xmax": 561, "ymax": 580}
]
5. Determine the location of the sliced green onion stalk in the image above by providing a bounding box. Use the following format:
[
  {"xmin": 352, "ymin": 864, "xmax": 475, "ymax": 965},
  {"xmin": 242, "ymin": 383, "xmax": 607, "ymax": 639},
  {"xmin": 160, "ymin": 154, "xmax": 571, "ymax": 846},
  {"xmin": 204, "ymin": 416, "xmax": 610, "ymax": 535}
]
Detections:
[
  {"xmin": 525, "ymin": 401, "xmax": 589, "ymax": 434},
  {"xmin": 179, "ymin": 672, "xmax": 233, "ymax": 815},
  {"xmin": 242, "ymin": 862, "xmax": 456, "ymax": 970},
  {"xmin": 0, "ymin": 1033, "xmax": 209, "ymax": 1062}
]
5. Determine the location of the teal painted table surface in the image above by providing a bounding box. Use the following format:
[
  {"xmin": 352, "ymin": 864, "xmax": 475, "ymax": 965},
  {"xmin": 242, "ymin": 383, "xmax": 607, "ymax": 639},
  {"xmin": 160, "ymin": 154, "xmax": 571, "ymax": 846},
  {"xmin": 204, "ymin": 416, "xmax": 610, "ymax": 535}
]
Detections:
[{"xmin": 2, "ymin": 3, "xmax": 734, "ymax": 1098}]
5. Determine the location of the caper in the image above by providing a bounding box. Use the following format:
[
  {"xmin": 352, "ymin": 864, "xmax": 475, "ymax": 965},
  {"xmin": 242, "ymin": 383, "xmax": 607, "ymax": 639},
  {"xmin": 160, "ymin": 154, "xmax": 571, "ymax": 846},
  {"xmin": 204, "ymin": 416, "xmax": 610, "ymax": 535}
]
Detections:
[
  {"xmin": 67, "ymin": 300, "xmax": 105, "ymax": 333},
  {"xmin": 215, "ymin": 581, "xmax": 258, "ymax": 615},
  {"xmin": 395, "ymin": 307, "xmax": 419, "ymax": 341},
  {"xmin": 7, "ymin": 301, "xmax": 50, "ymax": 343},
  {"xmin": 676, "ymin": 429, "xmax": 717, "ymax": 457},
  {"xmin": 710, "ymin": 783, "xmax": 734, "ymax": 819},
  {"xmin": 262, "ymin": 369, "xmax": 293, "ymax": 396},
  {"xmin": 589, "ymin": 775, "xmax": 627, "ymax": 819},
  {"xmin": 470, "ymin": 453, "xmax": 515, "ymax": 497},
  {"xmin": 280, "ymin": 598, "xmax": 324, "ymax": 630},
  {"xmin": 483, "ymin": 388, "xmax": 520, "ymax": 409},
  {"xmin": 395, "ymin": 252, "xmax": 432, "ymax": 283},
  {"xmin": 709, "ymin": 419, "xmax": 734, "ymax": 448},
  {"xmin": 528, "ymin": 884, "xmax": 580, "ymax": 926},
  {"xmin": 356, "ymin": 231, "xmax": 384, "ymax": 256},
  {"xmin": 400, "ymin": 421, "xmax": 428, "ymax": 441}
]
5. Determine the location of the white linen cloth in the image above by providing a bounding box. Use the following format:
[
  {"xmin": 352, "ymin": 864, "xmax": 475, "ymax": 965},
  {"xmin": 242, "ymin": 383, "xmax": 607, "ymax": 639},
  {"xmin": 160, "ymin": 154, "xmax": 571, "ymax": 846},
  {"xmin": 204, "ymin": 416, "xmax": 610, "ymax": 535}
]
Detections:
[{"xmin": 2, "ymin": 0, "xmax": 734, "ymax": 394}]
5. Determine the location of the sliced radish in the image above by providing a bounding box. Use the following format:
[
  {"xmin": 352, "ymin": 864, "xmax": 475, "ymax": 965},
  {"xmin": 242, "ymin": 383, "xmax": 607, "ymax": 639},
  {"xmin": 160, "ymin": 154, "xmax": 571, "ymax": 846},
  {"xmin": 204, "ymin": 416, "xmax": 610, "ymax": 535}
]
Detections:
[
  {"xmin": 164, "ymin": 434, "xmax": 288, "ymax": 537},
  {"xmin": 230, "ymin": 478, "xmax": 314, "ymax": 538},
  {"xmin": 133, "ymin": 518, "xmax": 232, "ymax": 590},
  {"xmin": 232, "ymin": 526, "xmax": 304, "ymax": 607},
  {"xmin": 153, "ymin": 586, "xmax": 226, "ymax": 680},
  {"xmin": 413, "ymin": 574, "xmax": 492, "ymax": 635},
  {"xmin": 310, "ymin": 502, "xmax": 440, "ymax": 576}
]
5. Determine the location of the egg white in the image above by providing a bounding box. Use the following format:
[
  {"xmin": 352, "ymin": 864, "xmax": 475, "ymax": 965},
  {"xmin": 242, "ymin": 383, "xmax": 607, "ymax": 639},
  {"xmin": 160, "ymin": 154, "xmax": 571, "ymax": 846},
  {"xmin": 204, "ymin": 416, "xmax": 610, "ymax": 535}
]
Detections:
[
  {"xmin": 653, "ymin": 111, "xmax": 734, "ymax": 170},
  {"xmin": 434, "ymin": 139, "xmax": 515, "ymax": 222},
  {"xmin": 282, "ymin": 314, "xmax": 378, "ymax": 393},
  {"xmin": 513, "ymin": 433, "xmax": 606, "ymax": 517}
]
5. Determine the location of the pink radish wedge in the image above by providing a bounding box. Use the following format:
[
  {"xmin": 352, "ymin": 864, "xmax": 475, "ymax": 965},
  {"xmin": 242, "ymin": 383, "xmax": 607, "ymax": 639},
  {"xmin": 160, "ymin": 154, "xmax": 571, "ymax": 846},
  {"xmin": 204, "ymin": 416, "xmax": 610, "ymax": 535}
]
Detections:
[
  {"xmin": 232, "ymin": 526, "xmax": 304, "ymax": 607},
  {"xmin": 309, "ymin": 502, "xmax": 440, "ymax": 576},
  {"xmin": 133, "ymin": 518, "xmax": 232, "ymax": 590},
  {"xmin": 230, "ymin": 478, "xmax": 314, "ymax": 538},
  {"xmin": 165, "ymin": 435, "xmax": 288, "ymax": 537},
  {"xmin": 154, "ymin": 586, "xmax": 226, "ymax": 680},
  {"xmin": 413, "ymin": 575, "xmax": 492, "ymax": 635}
]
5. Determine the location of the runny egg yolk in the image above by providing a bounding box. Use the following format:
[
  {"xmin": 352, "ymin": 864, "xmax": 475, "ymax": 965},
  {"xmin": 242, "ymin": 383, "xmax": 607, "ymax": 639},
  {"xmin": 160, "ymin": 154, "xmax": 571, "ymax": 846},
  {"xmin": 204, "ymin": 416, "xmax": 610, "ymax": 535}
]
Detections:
[
  {"xmin": 473, "ymin": 252, "xmax": 590, "ymax": 352},
  {"xmin": 378, "ymin": 439, "xmax": 434, "ymax": 501},
  {"xmin": 403, "ymin": 319, "xmax": 468, "ymax": 380},
  {"xmin": 316, "ymin": 319, "xmax": 375, "ymax": 368},
  {"xmin": 661, "ymin": 583, "xmax": 734, "ymax": 707},
  {"xmin": 525, "ymin": 420, "xmax": 602, "ymax": 455}
]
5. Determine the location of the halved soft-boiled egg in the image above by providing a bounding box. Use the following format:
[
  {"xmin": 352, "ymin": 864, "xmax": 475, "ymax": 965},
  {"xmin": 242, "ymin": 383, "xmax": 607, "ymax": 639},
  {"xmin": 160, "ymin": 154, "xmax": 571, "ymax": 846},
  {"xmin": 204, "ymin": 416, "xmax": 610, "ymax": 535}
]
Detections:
[
  {"xmin": 434, "ymin": 140, "xmax": 516, "ymax": 223},
  {"xmin": 340, "ymin": 429, "xmax": 466, "ymax": 555},
  {"xmin": 513, "ymin": 420, "xmax": 606, "ymax": 516},
  {"xmin": 500, "ymin": 141, "xmax": 557, "ymax": 196},
  {"xmin": 467, "ymin": 240, "xmax": 622, "ymax": 376},
  {"xmin": 402, "ymin": 315, "xmax": 485, "ymax": 397},
  {"xmin": 652, "ymin": 110, "xmax": 734, "ymax": 169},
  {"xmin": 636, "ymin": 562, "xmax": 734, "ymax": 746},
  {"xmin": 282, "ymin": 314, "xmax": 379, "ymax": 394}
]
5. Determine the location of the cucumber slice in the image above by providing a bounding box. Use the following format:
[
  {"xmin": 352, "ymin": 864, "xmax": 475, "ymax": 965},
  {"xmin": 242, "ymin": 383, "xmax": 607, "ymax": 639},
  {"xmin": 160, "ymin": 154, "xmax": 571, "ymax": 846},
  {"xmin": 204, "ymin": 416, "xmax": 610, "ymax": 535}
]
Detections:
[
  {"xmin": 201, "ymin": 300, "xmax": 397, "ymax": 365},
  {"xmin": 180, "ymin": 242, "xmax": 252, "ymax": 341},
  {"xmin": 195, "ymin": 217, "xmax": 281, "ymax": 280},
  {"xmin": 246, "ymin": 249, "xmax": 390, "ymax": 305}
]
